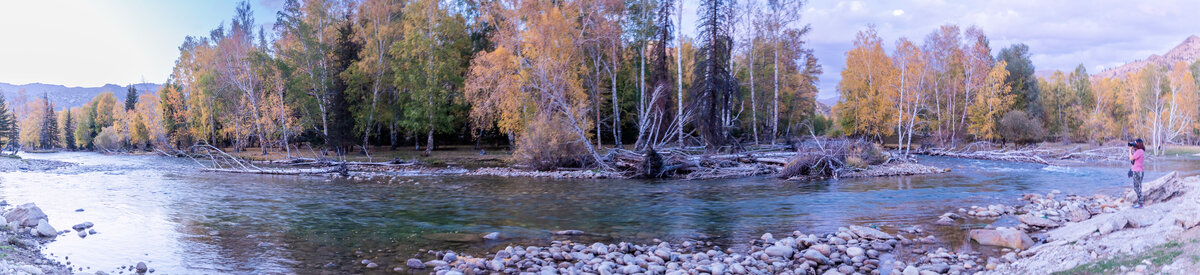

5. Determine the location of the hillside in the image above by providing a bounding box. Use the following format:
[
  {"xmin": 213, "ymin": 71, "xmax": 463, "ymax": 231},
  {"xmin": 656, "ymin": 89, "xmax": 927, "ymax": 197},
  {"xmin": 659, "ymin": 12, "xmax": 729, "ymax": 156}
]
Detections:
[
  {"xmin": 0, "ymin": 82, "xmax": 160, "ymax": 110},
  {"xmin": 1094, "ymin": 35, "xmax": 1200, "ymax": 79}
]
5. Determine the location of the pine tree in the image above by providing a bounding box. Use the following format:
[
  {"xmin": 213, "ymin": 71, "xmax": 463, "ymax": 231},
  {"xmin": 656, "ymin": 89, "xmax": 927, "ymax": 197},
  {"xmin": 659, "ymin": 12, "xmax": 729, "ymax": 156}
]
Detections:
[
  {"xmin": 329, "ymin": 20, "xmax": 360, "ymax": 155},
  {"xmin": 40, "ymin": 93, "xmax": 59, "ymax": 149},
  {"xmin": 125, "ymin": 85, "xmax": 138, "ymax": 111},
  {"xmin": 690, "ymin": 0, "xmax": 738, "ymax": 149},
  {"xmin": 63, "ymin": 110, "xmax": 76, "ymax": 150},
  {"xmin": 0, "ymin": 94, "xmax": 13, "ymax": 151}
]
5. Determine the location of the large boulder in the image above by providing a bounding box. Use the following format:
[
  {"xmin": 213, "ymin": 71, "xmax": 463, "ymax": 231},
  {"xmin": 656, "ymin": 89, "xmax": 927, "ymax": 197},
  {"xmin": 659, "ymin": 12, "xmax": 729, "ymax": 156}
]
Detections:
[
  {"xmin": 1017, "ymin": 214, "xmax": 1059, "ymax": 228},
  {"xmin": 1126, "ymin": 172, "xmax": 1185, "ymax": 204},
  {"xmin": 35, "ymin": 219, "xmax": 56, "ymax": 238},
  {"xmin": 969, "ymin": 228, "xmax": 1034, "ymax": 250},
  {"xmin": 4, "ymin": 203, "xmax": 48, "ymax": 227},
  {"xmin": 849, "ymin": 225, "xmax": 894, "ymax": 240}
]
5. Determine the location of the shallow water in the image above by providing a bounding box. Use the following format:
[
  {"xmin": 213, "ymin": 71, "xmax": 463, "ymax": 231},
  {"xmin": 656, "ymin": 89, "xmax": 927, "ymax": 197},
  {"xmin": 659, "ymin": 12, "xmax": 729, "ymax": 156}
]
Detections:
[{"xmin": 0, "ymin": 152, "xmax": 1191, "ymax": 274}]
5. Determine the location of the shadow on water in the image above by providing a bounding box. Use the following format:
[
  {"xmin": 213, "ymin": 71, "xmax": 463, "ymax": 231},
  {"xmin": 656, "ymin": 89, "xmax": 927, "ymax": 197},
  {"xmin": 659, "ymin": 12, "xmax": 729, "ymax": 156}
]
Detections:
[{"xmin": 0, "ymin": 152, "xmax": 1190, "ymax": 274}]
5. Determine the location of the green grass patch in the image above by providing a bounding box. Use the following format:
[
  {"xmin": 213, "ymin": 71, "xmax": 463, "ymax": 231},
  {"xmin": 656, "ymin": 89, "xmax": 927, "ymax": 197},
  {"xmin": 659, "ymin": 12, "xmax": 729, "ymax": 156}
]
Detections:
[{"xmin": 1052, "ymin": 241, "xmax": 1185, "ymax": 275}]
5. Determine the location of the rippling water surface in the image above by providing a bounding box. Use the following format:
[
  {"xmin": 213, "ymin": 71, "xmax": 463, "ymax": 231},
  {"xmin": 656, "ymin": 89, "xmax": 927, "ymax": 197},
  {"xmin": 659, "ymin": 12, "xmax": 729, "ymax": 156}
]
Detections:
[{"xmin": 0, "ymin": 152, "xmax": 1194, "ymax": 274}]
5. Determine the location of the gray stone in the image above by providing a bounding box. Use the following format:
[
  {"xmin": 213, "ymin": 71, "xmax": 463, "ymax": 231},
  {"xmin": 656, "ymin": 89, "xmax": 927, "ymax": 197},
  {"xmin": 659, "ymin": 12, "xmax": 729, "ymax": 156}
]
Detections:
[
  {"xmin": 1017, "ymin": 214, "xmax": 1059, "ymax": 228},
  {"xmin": 5, "ymin": 203, "xmax": 48, "ymax": 227},
  {"xmin": 849, "ymin": 226, "xmax": 894, "ymax": 240},
  {"xmin": 72, "ymin": 222, "xmax": 94, "ymax": 231},
  {"xmin": 443, "ymin": 252, "xmax": 458, "ymax": 263},
  {"xmin": 407, "ymin": 259, "xmax": 426, "ymax": 269},
  {"xmin": 35, "ymin": 219, "xmax": 56, "ymax": 238},
  {"xmin": 803, "ymin": 249, "xmax": 831, "ymax": 265},
  {"xmin": 968, "ymin": 228, "xmax": 1034, "ymax": 250},
  {"xmin": 765, "ymin": 245, "xmax": 794, "ymax": 258},
  {"xmin": 846, "ymin": 247, "xmax": 865, "ymax": 257},
  {"xmin": 811, "ymin": 244, "xmax": 832, "ymax": 256},
  {"xmin": 136, "ymin": 262, "xmax": 148, "ymax": 273},
  {"xmin": 554, "ymin": 230, "xmax": 584, "ymax": 235}
]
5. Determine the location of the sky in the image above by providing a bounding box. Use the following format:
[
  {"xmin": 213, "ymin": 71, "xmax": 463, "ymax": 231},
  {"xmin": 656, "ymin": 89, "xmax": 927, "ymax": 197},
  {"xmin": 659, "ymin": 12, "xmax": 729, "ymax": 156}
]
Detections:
[
  {"xmin": 0, "ymin": 0, "xmax": 283, "ymax": 87},
  {"xmin": 0, "ymin": 0, "xmax": 1197, "ymax": 99}
]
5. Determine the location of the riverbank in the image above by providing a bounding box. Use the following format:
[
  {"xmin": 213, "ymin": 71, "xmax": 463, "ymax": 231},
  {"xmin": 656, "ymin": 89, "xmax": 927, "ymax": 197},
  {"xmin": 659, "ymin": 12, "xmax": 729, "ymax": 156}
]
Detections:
[
  {"xmin": 978, "ymin": 172, "xmax": 1200, "ymax": 274},
  {"xmin": 396, "ymin": 171, "xmax": 1200, "ymax": 275},
  {"xmin": 0, "ymin": 202, "xmax": 75, "ymax": 275},
  {"xmin": 0, "ymin": 155, "xmax": 76, "ymax": 172}
]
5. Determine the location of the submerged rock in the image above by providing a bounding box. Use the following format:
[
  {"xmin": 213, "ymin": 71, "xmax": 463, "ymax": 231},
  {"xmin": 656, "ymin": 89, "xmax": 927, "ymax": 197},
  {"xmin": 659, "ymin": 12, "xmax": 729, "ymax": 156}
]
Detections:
[
  {"xmin": 406, "ymin": 259, "xmax": 425, "ymax": 269},
  {"xmin": 554, "ymin": 230, "xmax": 584, "ymax": 235},
  {"xmin": 482, "ymin": 232, "xmax": 500, "ymax": 240},
  {"xmin": 72, "ymin": 222, "xmax": 95, "ymax": 231},
  {"xmin": 968, "ymin": 228, "xmax": 1034, "ymax": 250}
]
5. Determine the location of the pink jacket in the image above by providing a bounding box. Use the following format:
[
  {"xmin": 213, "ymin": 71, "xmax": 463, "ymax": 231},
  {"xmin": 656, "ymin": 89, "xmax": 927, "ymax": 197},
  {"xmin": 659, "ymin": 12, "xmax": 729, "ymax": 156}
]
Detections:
[{"xmin": 1131, "ymin": 149, "xmax": 1145, "ymax": 172}]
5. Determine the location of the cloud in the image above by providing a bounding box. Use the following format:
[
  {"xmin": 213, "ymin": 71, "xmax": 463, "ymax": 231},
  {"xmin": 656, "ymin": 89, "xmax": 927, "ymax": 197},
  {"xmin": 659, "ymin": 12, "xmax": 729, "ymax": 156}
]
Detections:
[{"xmin": 892, "ymin": 9, "xmax": 905, "ymax": 16}]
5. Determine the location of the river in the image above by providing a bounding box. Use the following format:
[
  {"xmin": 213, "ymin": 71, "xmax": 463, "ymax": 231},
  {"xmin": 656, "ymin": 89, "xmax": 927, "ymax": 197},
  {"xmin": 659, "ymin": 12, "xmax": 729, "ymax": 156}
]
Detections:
[{"xmin": 0, "ymin": 152, "xmax": 1193, "ymax": 274}]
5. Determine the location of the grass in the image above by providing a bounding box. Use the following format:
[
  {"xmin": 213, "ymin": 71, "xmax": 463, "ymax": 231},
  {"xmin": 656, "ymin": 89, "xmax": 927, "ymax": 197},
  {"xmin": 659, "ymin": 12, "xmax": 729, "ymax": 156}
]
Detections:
[
  {"xmin": 223, "ymin": 144, "xmax": 514, "ymax": 168},
  {"xmin": 1052, "ymin": 241, "xmax": 1187, "ymax": 275},
  {"xmin": 1159, "ymin": 144, "xmax": 1200, "ymax": 157}
]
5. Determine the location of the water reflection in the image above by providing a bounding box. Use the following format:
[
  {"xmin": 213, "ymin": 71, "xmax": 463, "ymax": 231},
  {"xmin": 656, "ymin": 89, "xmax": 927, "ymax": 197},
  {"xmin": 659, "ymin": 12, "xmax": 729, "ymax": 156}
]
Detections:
[{"xmin": 0, "ymin": 152, "xmax": 1184, "ymax": 274}]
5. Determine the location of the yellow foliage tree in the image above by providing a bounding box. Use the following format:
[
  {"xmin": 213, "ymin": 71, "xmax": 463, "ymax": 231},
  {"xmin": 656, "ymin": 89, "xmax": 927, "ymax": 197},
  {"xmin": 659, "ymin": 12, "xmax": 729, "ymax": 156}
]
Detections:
[
  {"xmin": 967, "ymin": 61, "xmax": 1013, "ymax": 141},
  {"xmin": 834, "ymin": 27, "xmax": 897, "ymax": 141}
]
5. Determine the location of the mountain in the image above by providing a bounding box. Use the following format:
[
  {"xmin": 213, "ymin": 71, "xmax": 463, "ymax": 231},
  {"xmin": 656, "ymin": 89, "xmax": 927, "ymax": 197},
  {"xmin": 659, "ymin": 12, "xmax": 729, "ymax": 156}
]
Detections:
[
  {"xmin": 0, "ymin": 82, "xmax": 161, "ymax": 110},
  {"xmin": 1094, "ymin": 35, "xmax": 1200, "ymax": 79}
]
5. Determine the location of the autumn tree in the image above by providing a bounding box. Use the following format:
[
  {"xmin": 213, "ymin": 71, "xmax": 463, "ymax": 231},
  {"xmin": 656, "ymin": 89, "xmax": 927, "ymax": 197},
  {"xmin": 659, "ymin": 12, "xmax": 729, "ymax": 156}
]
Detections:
[
  {"xmin": 967, "ymin": 61, "xmax": 1013, "ymax": 141},
  {"xmin": 891, "ymin": 38, "xmax": 929, "ymax": 155},
  {"xmin": 466, "ymin": 0, "xmax": 607, "ymax": 168},
  {"xmin": 835, "ymin": 26, "xmax": 895, "ymax": 141},
  {"xmin": 350, "ymin": 0, "xmax": 402, "ymax": 155},
  {"xmin": 921, "ymin": 25, "xmax": 963, "ymax": 144}
]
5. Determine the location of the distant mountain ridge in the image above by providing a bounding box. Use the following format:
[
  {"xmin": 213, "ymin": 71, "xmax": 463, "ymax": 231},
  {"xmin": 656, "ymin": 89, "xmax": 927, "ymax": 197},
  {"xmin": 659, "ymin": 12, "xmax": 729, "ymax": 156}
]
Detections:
[
  {"xmin": 0, "ymin": 82, "xmax": 160, "ymax": 110},
  {"xmin": 1094, "ymin": 35, "xmax": 1200, "ymax": 79}
]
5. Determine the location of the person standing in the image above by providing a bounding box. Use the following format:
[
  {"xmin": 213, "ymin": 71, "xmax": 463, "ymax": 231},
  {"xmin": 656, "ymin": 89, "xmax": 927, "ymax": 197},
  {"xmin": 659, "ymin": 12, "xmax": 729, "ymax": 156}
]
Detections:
[{"xmin": 1129, "ymin": 139, "xmax": 1146, "ymax": 208}]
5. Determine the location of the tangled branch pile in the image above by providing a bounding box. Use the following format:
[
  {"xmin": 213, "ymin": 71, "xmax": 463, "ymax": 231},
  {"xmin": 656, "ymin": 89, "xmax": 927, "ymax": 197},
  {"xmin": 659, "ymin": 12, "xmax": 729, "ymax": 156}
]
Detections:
[{"xmin": 779, "ymin": 139, "xmax": 889, "ymax": 180}]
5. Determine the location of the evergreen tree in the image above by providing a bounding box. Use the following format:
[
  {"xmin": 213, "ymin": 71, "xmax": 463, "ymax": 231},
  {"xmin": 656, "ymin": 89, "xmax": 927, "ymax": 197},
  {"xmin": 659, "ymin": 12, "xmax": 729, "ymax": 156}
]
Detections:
[
  {"xmin": 40, "ymin": 93, "xmax": 59, "ymax": 149},
  {"xmin": 998, "ymin": 44, "xmax": 1041, "ymax": 118},
  {"xmin": 329, "ymin": 19, "xmax": 360, "ymax": 155},
  {"xmin": 63, "ymin": 110, "xmax": 76, "ymax": 150},
  {"xmin": 0, "ymin": 94, "xmax": 14, "ymax": 151},
  {"xmin": 125, "ymin": 85, "xmax": 138, "ymax": 111},
  {"xmin": 690, "ymin": 0, "xmax": 738, "ymax": 149}
]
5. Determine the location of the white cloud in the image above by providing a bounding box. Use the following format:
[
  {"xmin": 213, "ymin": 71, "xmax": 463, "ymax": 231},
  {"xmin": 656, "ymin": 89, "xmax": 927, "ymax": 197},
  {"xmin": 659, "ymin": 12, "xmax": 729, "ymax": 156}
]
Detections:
[{"xmin": 892, "ymin": 9, "xmax": 905, "ymax": 16}]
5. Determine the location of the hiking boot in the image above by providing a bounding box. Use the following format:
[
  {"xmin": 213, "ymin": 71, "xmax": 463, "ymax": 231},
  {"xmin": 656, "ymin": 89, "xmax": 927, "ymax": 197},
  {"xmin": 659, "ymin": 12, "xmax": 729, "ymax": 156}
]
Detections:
[{"xmin": 1133, "ymin": 204, "xmax": 1143, "ymax": 209}]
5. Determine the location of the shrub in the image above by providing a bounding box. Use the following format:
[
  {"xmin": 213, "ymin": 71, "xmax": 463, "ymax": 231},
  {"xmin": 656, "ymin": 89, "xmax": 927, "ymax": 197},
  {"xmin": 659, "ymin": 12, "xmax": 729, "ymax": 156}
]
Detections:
[
  {"xmin": 94, "ymin": 126, "xmax": 121, "ymax": 151},
  {"xmin": 514, "ymin": 116, "xmax": 587, "ymax": 171},
  {"xmin": 999, "ymin": 110, "xmax": 1045, "ymax": 144}
]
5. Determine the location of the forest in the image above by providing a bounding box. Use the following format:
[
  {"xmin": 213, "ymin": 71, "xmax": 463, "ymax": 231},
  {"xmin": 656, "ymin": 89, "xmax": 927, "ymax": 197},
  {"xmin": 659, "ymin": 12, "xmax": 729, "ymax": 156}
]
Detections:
[
  {"xmin": 0, "ymin": 0, "xmax": 822, "ymax": 169},
  {"xmin": 835, "ymin": 25, "xmax": 1200, "ymax": 157},
  {"xmin": 1, "ymin": 0, "xmax": 1197, "ymax": 171}
]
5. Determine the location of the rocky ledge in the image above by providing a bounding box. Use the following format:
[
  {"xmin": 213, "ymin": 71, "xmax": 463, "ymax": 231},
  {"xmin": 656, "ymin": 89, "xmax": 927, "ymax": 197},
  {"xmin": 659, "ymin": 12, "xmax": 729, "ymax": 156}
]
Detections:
[{"xmin": 981, "ymin": 172, "xmax": 1200, "ymax": 274}]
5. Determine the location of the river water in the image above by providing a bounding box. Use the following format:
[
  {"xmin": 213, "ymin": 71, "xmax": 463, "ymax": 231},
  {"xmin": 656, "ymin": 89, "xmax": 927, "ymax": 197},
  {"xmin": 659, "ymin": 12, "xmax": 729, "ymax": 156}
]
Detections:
[{"xmin": 0, "ymin": 152, "xmax": 1194, "ymax": 274}]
